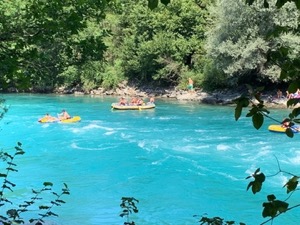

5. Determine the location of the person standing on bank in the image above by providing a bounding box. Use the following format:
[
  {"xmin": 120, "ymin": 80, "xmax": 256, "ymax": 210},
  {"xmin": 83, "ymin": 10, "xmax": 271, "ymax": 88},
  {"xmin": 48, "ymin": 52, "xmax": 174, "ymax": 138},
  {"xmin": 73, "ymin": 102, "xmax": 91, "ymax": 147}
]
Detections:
[{"xmin": 188, "ymin": 77, "xmax": 194, "ymax": 93}]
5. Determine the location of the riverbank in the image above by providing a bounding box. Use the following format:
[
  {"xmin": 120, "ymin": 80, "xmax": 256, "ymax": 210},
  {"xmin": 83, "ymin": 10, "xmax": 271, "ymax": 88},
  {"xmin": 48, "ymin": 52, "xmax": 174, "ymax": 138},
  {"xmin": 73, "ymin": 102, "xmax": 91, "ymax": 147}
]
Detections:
[
  {"xmin": 5, "ymin": 81, "xmax": 289, "ymax": 109},
  {"xmin": 65, "ymin": 82, "xmax": 288, "ymax": 109}
]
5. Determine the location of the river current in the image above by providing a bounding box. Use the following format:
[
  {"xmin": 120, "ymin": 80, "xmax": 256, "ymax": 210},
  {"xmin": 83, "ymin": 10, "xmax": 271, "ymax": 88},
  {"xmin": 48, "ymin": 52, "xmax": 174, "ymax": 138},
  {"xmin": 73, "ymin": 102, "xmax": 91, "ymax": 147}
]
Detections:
[{"xmin": 0, "ymin": 94, "xmax": 300, "ymax": 225}]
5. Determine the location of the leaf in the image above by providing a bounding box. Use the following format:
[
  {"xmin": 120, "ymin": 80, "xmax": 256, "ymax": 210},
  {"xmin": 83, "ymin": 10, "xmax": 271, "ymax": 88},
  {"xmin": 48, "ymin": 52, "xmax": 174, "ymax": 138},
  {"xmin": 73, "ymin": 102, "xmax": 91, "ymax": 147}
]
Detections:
[
  {"xmin": 245, "ymin": 0, "xmax": 256, "ymax": 5},
  {"xmin": 246, "ymin": 181, "xmax": 254, "ymax": 191},
  {"xmin": 285, "ymin": 128, "xmax": 294, "ymax": 138},
  {"xmin": 252, "ymin": 112, "xmax": 264, "ymax": 130},
  {"xmin": 295, "ymin": 0, "xmax": 300, "ymax": 9},
  {"xmin": 273, "ymin": 200, "xmax": 289, "ymax": 213},
  {"xmin": 283, "ymin": 176, "xmax": 299, "ymax": 193},
  {"xmin": 56, "ymin": 199, "xmax": 66, "ymax": 204},
  {"xmin": 15, "ymin": 146, "xmax": 23, "ymax": 151},
  {"xmin": 15, "ymin": 151, "xmax": 25, "ymax": 155},
  {"xmin": 234, "ymin": 97, "xmax": 249, "ymax": 120},
  {"xmin": 246, "ymin": 170, "xmax": 265, "ymax": 194},
  {"xmin": 235, "ymin": 105, "xmax": 242, "ymax": 121},
  {"xmin": 262, "ymin": 202, "xmax": 277, "ymax": 218},
  {"xmin": 148, "ymin": 0, "xmax": 159, "ymax": 10},
  {"xmin": 291, "ymin": 107, "xmax": 300, "ymax": 117},
  {"xmin": 267, "ymin": 194, "xmax": 276, "ymax": 201},
  {"xmin": 47, "ymin": 211, "xmax": 58, "ymax": 217},
  {"xmin": 43, "ymin": 182, "xmax": 53, "ymax": 187},
  {"xmin": 287, "ymin": 81, "xmax": 299, "ymax": 94},
  {"xmin": 293, "ymin": 118, "xmax": 300, "ymax": 123},
  {"xmin": 160, "ymin": 0, "xmax": 170, "ymax": 5},
  {"xmin": 254, "ymin": 168, "xmax": 261, "ymax": 174},
  {"xmin": 252, "ymin": 180, "xmax": 262, "ymax": 194},
  {"xmin": 287, "ymin": 99, "xmax": 300, "ymax": 107},
  {"xmin": 246, "ymin": 107, "xmax": 257, "ymax": 117},
  {"xmin": 255, "ymin": 173, "xmax": 266, "ymax": 183},
  {"xmin": 275, "ymin": 0, "xmax": 288, "ymax": 8},
  {"xmin": 263, "ymin": 0, "xmax": 269, "ymax": 7}
]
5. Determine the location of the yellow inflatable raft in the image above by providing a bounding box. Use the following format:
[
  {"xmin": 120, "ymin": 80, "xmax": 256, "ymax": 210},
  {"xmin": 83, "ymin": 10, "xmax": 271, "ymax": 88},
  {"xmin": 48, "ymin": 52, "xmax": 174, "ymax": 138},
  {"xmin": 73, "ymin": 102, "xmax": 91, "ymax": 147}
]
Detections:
[
  {"xmin": 60, "ymin": 116, "xmax": 81, "ymax": 123},
  {"xmin": 268, "ymin": 124, "xmax": 299, "ymax": 133},
  {"xmin": 39, "ymin": 116, "xmax": 81, "ymax": 123}
]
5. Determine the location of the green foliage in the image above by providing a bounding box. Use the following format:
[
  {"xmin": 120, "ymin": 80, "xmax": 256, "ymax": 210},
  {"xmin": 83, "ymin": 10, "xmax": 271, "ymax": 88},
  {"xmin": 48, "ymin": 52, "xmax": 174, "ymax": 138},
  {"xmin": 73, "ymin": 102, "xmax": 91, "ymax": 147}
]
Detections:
[
  {"xmin": 102, "ymin": 0, "xmax": 210, "ymax": 88},
  {"xmin": 0, "ymin": 0, "xmax": 108, "ymax": 92},
  {"xmin": 234, "ymin": 85, "xmax": 271, "ymax": 130},
  {"xmin": 148, "ymin": 0, "xmax": 171, "ymax": 9},
  {"xmin": 119, "ymin": 197, "xmax": 139, "ymax": 225},
  {"xmin": 246, "ymin": 168, "xmax": 266, "ymax": 194},
  {"xmin": 205, "ymin": 0, "xmax": 300, "ymax": 88},
  {"xmin": 244, "ymin": 157, "xmax": 300, "ymax": 224},
  {"xmin": 283, "ymin": 176, "xmax": 299, "ymax": 194},
  {"xmin": 233, "ymin": 83, "xmax": 300, "ymax": 138},
  {"xmin": 262, "ymin": 195, "xmax": 289, "ymax": 218},
  {"xmin": 198, "ymin": 215, "xmax": 246, "ymax": 224},
  {"xmin": 0, "ymin": 142, "xmax": 70, "ymax": 225},
  {"xmin": 101, "ymin": 61, "xmax": 125, "ymax": 89},
  {"xmin": 246, "ymin": 0, "xmax": 300, "ymax": 9}
]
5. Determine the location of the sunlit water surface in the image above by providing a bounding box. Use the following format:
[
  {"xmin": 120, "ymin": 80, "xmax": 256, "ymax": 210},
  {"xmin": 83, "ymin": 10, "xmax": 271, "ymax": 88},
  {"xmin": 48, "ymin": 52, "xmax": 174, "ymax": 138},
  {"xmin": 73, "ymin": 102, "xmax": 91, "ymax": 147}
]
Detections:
[{"xmin": 1, "ymin": 94, "xmax": 300, "ymax": 225}]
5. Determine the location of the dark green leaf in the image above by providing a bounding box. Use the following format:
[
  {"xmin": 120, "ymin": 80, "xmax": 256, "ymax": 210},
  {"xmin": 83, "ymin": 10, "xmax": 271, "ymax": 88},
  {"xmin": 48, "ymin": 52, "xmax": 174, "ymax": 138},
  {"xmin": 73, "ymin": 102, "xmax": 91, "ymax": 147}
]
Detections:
[
  {"xmin": 295, "ymin": 0, "xmax": 300, "ymax": 9},
  {"xmin": 292, "ymin": 107, "xmax": 300, "ymax": 117},
  {"xmin": 246, "ymin": 107, "xmax": 257, "ymax": 117},
  {"xmin": 43, "ymin": 182, "xmax": 53, "ymax": 187},
  {"xmin": 148, "ymin": 0, "xmax": 159, "ymax": 10},
  {"xmin": 267, "ymin": 194, "xmax": 276, "ymax": 201},
  {"xmin": 287, "ymin": 99, "xmax": 300, "ymax": 107},
  {"xmin": 252, "ymin": 113, "xmax": 264, "ymax": 130},
  {"xmin": 15, "ymin": 146, "xmax": 22, "ymax": 151},
  {"xmin": 287, "ymin": 82, "xmax": 299, "ymax": 94},
  {"xmin": 284, "ymin": 176, "xmax": 299, "ymax": 193},
  {"xmin": 235, "ymin": 106, "xmax": 242, "ymax": 121},
  {"xmin": 285, "ymin": 128, "xmax": 294, "ymax": 138},
  {"xmin": 263, "ymin": 0, "xmax": 269, "ymax": 7},
  {"xmin": 252, "ymin": 181, "xmax": 262, "ymax": 194},
  {"xmin": 273, "ymin": 200, "xmax": 289, "ymax": 213},
  {"xmin": 246, "ymin": 178, "xmax": 255, "ymax": 189},
  {"xmin": 245, "ymin": 0, "xmax": 256, "ymax": 5},
  {"xmin": 275, "ymin": 0, "xmax": 288, "ymax": 8},
  {"xmin": 160, "ymin": 0, "xmax": 171, "ymax": 5},
  {"xmin": 15, "ymin": 151, "xmax": 25, "ymax": 155},
  {"xmin": 255, "ymin": 173, "xmax": 266, "ymax": 183},
  {"xmin": 293, "ymin": 118, "xmax": 300, "ymax": 123},
  {"xmin": 262, "ymin": 202, "xmax": 277, "ymax": 218},
  {"xmin": 56, "ymin": 199, "xmax": 66, "ymax": 204},
  {"xmin": 63, "ymin": 183, "xmax": 68, "ymax": 189}
]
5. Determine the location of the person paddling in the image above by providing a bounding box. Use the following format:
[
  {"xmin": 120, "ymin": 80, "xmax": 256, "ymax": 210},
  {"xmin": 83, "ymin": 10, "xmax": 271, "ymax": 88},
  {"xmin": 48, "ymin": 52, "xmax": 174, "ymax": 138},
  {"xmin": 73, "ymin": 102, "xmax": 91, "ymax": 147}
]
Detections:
[{"xmin": 58, "ymin": 109, "xmax": 71, "ymax": 120}]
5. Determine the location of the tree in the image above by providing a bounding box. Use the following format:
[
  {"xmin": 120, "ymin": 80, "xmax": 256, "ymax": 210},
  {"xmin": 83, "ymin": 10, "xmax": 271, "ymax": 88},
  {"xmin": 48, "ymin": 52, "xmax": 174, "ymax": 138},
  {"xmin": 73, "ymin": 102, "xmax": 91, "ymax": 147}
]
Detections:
[
  {"xmin": 246, "ymin": 0, "xmax": 300, "ymax": 9},
  {"xmin": 204, "ymin": 0, "xmax": 300, "ymax": 88},
  {"xmin": 0, "ymin": 0, "xmax": 108, "ymax": 92},
  {"xmin": 101, "ymin": 0, "xmax": 210, "ymax": 88}
]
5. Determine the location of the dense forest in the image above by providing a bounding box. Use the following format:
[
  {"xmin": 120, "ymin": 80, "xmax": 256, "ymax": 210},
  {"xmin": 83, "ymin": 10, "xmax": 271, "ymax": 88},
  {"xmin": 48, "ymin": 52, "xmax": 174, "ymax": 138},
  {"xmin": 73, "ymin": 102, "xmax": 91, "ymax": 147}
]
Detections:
[{"xmin": 0, "ymin": 0, "xmax": 299, "ymax": 93}]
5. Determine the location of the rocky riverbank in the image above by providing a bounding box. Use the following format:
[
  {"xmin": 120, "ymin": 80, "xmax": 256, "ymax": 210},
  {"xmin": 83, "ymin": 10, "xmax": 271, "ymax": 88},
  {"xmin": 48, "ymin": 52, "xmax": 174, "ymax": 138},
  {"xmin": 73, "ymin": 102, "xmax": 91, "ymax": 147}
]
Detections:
[{"xmin": 55, "ymin": 81, "xmax": 289, "ymax": 109}]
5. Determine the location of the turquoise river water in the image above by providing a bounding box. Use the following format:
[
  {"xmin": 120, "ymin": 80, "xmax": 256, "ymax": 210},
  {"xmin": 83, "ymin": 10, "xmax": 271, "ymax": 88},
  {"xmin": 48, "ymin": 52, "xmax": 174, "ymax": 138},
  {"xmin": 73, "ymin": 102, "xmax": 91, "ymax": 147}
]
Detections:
[{"xmin": 0, "ymin": 94, "xmax": 300, "ymax": 225}]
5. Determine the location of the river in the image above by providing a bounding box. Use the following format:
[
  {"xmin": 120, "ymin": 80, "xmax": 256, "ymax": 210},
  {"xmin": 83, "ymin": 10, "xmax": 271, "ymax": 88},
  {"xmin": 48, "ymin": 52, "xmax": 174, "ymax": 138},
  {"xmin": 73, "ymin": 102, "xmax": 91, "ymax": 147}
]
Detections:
[{"xmin": 0, "ymin": 94, "xmax": 299, "ymax": 225}]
